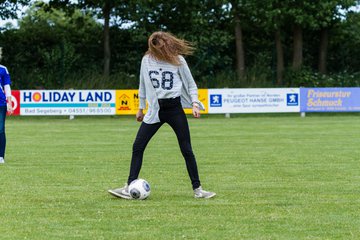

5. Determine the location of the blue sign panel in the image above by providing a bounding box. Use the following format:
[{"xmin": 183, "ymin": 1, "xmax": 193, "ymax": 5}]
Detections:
[
  {"xmin": 287, "ymin": 93, "xmax": 299, "ymax": 106},
  {"xmin": 300, "ymin": 88, "xmax": 360, "ymax": 112},
  {"xmin": 210, "ymin": 94, "xmax": 222, "ymax": 107}
]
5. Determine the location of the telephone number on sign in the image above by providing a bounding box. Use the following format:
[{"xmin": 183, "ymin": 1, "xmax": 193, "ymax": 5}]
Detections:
[{"xmin": 67, "ymin": 108, "xmax": 113, "ymax": 114}]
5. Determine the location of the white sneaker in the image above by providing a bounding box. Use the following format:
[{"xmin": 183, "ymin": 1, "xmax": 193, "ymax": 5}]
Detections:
[
  {"xmin": 0, "ymin": 157, "xmax": 4, "ymax": 164},
  {"xmin": 108, "ymin": 184, "xmax": 132, "ymax": 199},
  {"xmin": 194, "ymin": 186, "xmax": 216, "ymax": 199}
]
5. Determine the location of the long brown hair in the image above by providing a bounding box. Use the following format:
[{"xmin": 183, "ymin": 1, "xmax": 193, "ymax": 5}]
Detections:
[{"xmin": 146, "ymin": 31, "xmax": 195, "ymax": 65}]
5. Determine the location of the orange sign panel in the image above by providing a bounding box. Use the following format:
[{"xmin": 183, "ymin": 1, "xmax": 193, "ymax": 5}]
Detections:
[{"xmin": 115, "ymin": 89, "xmax": 208, "ymax": 115}]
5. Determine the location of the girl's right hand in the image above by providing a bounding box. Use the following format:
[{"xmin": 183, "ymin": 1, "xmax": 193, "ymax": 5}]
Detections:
[{"xmin": 136, "ymin": 110, "xmax": 144, "ymax": 122}]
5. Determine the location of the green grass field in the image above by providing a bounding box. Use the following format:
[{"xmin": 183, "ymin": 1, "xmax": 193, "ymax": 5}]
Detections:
[{"xmin": 1, "ymin": 114, "xmax": 359, "ymax": 239}]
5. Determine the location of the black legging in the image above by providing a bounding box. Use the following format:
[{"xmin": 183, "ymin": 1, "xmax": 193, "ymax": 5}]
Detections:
[{"xmin": 127, "ymin": 97, "xmax": 201, "ymax": 189}]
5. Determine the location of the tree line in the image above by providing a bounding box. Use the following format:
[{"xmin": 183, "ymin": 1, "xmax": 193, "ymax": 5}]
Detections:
[{"xmin": 0, "ymin": 0, "xmax": 359, "ymax": 90}]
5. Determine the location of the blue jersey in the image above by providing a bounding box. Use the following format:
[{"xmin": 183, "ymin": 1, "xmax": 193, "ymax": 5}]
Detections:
[{"xmin": 0, "ymin": 65, "xmax": 11, "ymax": 106}]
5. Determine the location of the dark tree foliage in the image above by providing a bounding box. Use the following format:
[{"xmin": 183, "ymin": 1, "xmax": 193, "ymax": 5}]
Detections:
[
  {"xmin": 0, "ymin": 0, "xmax": 30, "ymax": 19},
  {"xmin": 0, "ymin": 0, "xmax": 359, "ymax": 89}
]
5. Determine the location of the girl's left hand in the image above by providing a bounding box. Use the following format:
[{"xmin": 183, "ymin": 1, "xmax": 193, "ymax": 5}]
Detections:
[{"xmin": 192, "ymin": 104, "xmax": 200, "ymax": 118}]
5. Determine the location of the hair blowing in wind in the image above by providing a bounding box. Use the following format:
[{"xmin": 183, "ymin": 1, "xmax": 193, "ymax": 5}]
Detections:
[{"xmin": 146, "ymin": 32, "xmax": 195, "ymax": 65}]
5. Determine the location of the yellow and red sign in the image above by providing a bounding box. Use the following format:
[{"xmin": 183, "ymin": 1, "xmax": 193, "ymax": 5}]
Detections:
[
  {"xmin": 184, "ymin": 89, "xmax": 208, "ymax": 114},
  {"xmin": 115, "ymin": 90, "xmax": 145, "ymax": 115},
  {"xmin": 115, "ymin": 89, "xmax": 208, "ymax": 115}
]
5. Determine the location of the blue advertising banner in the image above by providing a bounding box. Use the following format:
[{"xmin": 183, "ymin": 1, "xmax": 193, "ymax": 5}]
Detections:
[{"xmin": 300, "ymin": 88, "xmax": 360, "ymax": 112}]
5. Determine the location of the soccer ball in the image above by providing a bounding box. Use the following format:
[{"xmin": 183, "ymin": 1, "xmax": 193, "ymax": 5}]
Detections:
[{"xmin": 128, "ymin": 179, "xmax": 151, "ymax": 200}]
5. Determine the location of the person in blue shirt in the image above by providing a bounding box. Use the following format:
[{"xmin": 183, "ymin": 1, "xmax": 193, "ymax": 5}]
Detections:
[{"xmin": 0, "ymin": 64, "xmax": 13, "ymax": 164}]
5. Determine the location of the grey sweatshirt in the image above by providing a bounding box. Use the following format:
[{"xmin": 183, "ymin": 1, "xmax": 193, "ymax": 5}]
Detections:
[{"xmin": 139, "ymin": 54, "xmax": 204, "ymax": 124}]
